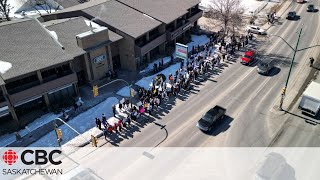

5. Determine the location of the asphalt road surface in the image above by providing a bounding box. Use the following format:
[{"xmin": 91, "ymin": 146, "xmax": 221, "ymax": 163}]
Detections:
[{"xmin": 95, "ymin": 1, "xmax": 320, "ymax": 148}]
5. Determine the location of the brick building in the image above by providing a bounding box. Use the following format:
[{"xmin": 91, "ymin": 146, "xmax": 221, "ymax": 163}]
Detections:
[{"xmin": 0, "ymin": 0, "xmax": 202, "ymax": 131}]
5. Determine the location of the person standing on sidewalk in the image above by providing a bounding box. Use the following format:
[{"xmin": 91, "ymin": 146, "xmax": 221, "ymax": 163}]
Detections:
[
  {"xmin": 114, "ymin": 122, "xmax": 118, "ymax": 133},
  {"xmin": 103, "ymin": 128, "xmax": 108, "ymax": 139},
  {"xmin": 118, "ymin": 119, "xmax": 122, "ymax": 132},
  {"xmin": 96, "ymin": 118, "xmax": 102, "ymax": 130},
  {"xmin": 112, "ymin": 105, "xmax": 116, "ymax": 117},
  {"xmin": 309, "ymin": 57, "xmax": 314, "ymax": 67}
]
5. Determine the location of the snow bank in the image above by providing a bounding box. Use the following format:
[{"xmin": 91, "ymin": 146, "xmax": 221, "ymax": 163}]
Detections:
[
  {"xmin": 0, "ymin": 61, "xmax": 12, "ymax": 74},
  {"xmin": 187, "ymin": 35, "xmax": 210, "ymax": 52},
  {"xmin": 139, "ymin": 35, "xmax": 209, "ymax": 75},
  {"xmin": 0, "ymin": 112, "xmax": 62, "ymax": 147},
  {"xmin": 84, "ymin": 19, "xmax": 102, "ymax": 29},
  {"xmin": 136, "ymin": 63, "xmax": 181, "ymax": 90},
  {"xmin": 139, "ymin": 56, "xmax": 172, "ymax": 74},
  {"xmin": 116, "ymin": 86, "xmax": 137, "ymax": 97},
  {"xmin": 29, "ymin": 97, "xmax": 119, "ymax": 147},
  {"xmin": 200, "ymin": 0, "xmax": 271, "ymax": 15}
]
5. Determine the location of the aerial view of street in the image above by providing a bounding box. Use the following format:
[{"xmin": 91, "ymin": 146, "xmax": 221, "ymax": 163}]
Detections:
[{"xmin": 0, "ymin": 0, "xmax": 319, "ymax": 179}]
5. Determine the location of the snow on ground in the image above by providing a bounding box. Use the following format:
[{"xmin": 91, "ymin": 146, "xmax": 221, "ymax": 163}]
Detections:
[
  {"xmin": 0, "ymin": 112, "xmax": 62, "ymax": 147},
  {"xmin": 135, "ymin": 35, "xmax": 210, "ymax": 90},
  {"xmin": 0, "ymin": 61, "xmax": 12, "ymax": 74},
  {"xmin": 200, "ymin": 0, "xmax": 274, "ymax": 15},
  {"xmin": 6, "ymin": 0, "xmax": 62, "ymax": 18},
  {"xmin": 29, "ymin": 97, "xmax": 118, "ymax": 147},
  {"xmin": 139, "ymin": 56, "xmax": 171, "ymax": 74},
  {"xmin": 187, "ymin": 35, "xmax": 210, "ymax": 52},
  {"xmin": 136, "ymin": 63, "xmax": 181, "ymax": 90},
  {"xmin": 138, "ymin": 35, "xmax": 210, "ymax": 75},
  {"xmin": 116, "ymin": 86, "xmax": 137, "ymax": 97}
]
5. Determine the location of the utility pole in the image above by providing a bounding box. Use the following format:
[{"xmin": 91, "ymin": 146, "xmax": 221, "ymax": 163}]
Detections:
[
  {"xmin": 279, "ymin": 28, "xmax": 302, "ymax": 110},
  {"xmin": 271, "ymin": 27, "xmax": 320, "ymax": 110}
]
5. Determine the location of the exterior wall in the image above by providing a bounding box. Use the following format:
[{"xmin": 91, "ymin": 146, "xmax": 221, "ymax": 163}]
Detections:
[
  {"xmin": 76, "ymin": 28, "xmax": 113, "ymax": 81},
  {"xmin": 118, "ymin": 37, "xmax": 136, "ymax": 71},
  {"xmin": 89, "ymin": 46, "xmax": 110, "ymax": 80}
]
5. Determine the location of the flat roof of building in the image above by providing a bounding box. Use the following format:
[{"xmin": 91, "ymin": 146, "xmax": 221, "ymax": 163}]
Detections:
[
  {"xmin": 0, "ymin": 19, "xmax": 73, "ymax": 81},
  {"xmin": 78, "ymin": 0, "xmax": 162, "ymax": 38},
  {"xmin": 57, "ymin": 0, "xmax": 89, "ymax": 8},
  {"xmin": 45, "ymin": 17, "xmax": 88, "ymax": 57},
  {"xmin": 117, "ymin": 0, "xmax": 199, "ymax": 24},
  {"xmin": 45, "ymin": 17, "xmax": 122, "ymax": 58}
]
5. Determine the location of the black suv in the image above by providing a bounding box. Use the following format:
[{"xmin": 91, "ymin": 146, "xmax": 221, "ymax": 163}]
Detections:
[
  {"xmin": 307, "ymin": 4, "xmax": 316, "ymax": 12},
  {"xmin": 286, "ymin": 11, "xmax": 296, "ymax": 20}
]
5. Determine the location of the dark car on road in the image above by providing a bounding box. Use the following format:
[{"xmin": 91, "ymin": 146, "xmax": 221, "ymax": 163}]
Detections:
[
  {"xmin": 257, "ymin": 61, "xmax": 274, "ymax": 75},
  {"xmin": 196, "ymin": 106, "xmax": 226, "ymax": 132},
  {"xmin": 307, "ymin": 4, "xmax": 316, "ymax": 12},
  {"xmin": 286, "ymin": 11, "xmax": 296, "ymax": 20}
]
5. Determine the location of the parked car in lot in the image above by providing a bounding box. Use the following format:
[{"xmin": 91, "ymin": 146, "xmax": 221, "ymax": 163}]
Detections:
[
  {"xmin": 241, "ymin": 50, "xmax": 256, "ymax": 65},
  {"xmin": 257, "ymin": 61, "xmax": 274, "ymax": 75},
  {"xmin": 307, "ymin": 4, "xmax": 316, "ymax": 12},
  {"xmin": 246, "ymin": 25, "xmax": 267, "ymax": 35},
  {"xmin": 286, "ymin": 11, "xmax": 296, "ymax": 20},
  {"xmin": 196, "ymin": 105, "xmax": 226, "ymax": 132},
  {"xmin": 296, "ymin": 0, "xmax": 304, "ymax": 3}
]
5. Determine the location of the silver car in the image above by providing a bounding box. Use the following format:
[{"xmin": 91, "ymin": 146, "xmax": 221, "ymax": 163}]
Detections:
[{"xmin": 246, "ymin": 25, "xmax": 267, "ymax": 35}]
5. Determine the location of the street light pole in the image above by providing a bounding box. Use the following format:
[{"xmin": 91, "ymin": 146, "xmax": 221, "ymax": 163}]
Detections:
[
  {"xmin": 279, "ymin": 28, "xmax": 302, "ymax": 110},
  {"xmin": 271, "ymin": 27, "xmax": 320, "ymax": 111}
]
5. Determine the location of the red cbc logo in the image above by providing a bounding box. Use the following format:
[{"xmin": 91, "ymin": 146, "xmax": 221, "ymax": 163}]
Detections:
[{"xmin": 2, "ymin": 150, "xmax": 18, "ymax": 165}]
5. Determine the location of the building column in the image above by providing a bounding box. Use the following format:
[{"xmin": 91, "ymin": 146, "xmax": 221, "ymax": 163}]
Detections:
[
  {"xmin": 68, "ymin": 61, "xmax": 80, "ymax": 96},
  {"xmin": 73, "ymin": 83, "xmax": 79, "ymax": 96},
  {"xmin": 193, "ymin": 21, "xmax": 198, "ymax": 30},
  {"xmin": 37, "ymin": 70, "xmax": 50, "ymax": 108},
  {"xmin": 159, "ymin": 43, "xmax": 166, "ymax": 54},
  {"xmin": 1, "ymin": 85, "xmax": 19, "ymax": 127},
  {"xmin": 174, "ymin": 20, "xmax": 177, "ymax": 29},
  {"xmin": 84, "ymin": 54, "xmax": 94, "ymax": 83},
  {"xmin": 107, "ymin": 45, "xmax": 113, "ymax": 71},
  {"xmin": 146, "ymin": 32, "xmax": 150, "ymax": 42},
  {"xmin": 147, "ymin": 52, "xmax": 151, "ymax": 62}
]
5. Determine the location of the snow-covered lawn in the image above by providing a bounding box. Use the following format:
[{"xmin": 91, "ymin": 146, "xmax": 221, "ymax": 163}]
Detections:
[
  {"xmin": 7, "ymin": 0, "xmax": 62, "ymax": 18},
  {"xmin": 0, "ymin": 112, "xmax": 62, "ymax": 147},
  {"xmin": 137, "ymin": 35, "xmax": 210, "ymax": 75},
  {"xmin": 134, "ymin": 35, "xmax": 211, "ymax": 90},
  {"xmin": 139, "ymin": 56, "xmax": 172, "ymax": 74},
  {"xmin": 200, "ymin": 0, "xmax": 276, "ymax": 15},
  {"xmin": 135, "ymin": 63, "xmax": 181, "ymax": 90},
  {"xmin": 187, "ymin": 35, "xmax": 210, "ymax": 52},
  {"xmin": 29, "ymin": 97, "xmax": 119, "ymax": 147}
]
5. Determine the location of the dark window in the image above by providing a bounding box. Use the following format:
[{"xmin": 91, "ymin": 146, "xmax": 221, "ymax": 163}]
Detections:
[
  {"xmin": 6, "ymin": 74, "xmax": 40, "ymax": 94},
  {"xmin": 42, "ymin": 64, "xmax": 72, "ymax": 83}
]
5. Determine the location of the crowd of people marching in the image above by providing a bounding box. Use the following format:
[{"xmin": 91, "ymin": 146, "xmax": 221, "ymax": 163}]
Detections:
[{"xmin": 95, "ymin": 32, "xmax": 254, "ymax": 140}]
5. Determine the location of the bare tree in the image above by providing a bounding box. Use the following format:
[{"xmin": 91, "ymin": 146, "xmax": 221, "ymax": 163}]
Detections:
[
  {"xmin": 0, "ymin": 0, "xmax": 12, "ymax": 21},
  {"xmin": 207, "ymin": 0, "xmax": 244, "ymax": 36},
  {"xmin": 24, "ymin": 0, "xmax": 61, "ymax": 15}
]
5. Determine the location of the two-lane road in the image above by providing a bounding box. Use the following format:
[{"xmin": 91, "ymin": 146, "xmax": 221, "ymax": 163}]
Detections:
[{"xmin": 95, "ymin": 1, "xmax": 320, "ymax": 148}]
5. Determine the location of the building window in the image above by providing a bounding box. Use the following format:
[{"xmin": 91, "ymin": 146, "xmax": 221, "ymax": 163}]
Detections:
[
  {"xmin": 14, "ymin": 97, "xmax": 46, "ymax": 118},
  {"xmin": 48, "ymin": 85, "xmax": 75, "ymax": 108},
  {"xmin": 6, "ymin": 74, "xmax": 40, "ymax": 94},
  {"xmin": 42, "ymin": 64, "xmax": 72, "ymax": 83}
]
